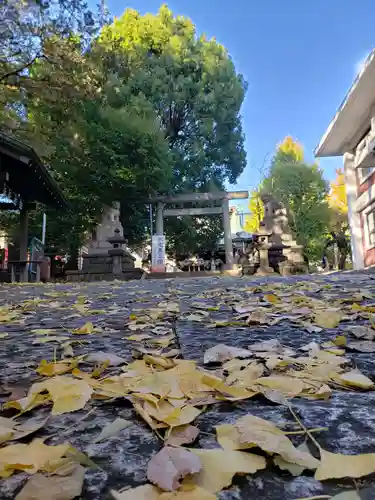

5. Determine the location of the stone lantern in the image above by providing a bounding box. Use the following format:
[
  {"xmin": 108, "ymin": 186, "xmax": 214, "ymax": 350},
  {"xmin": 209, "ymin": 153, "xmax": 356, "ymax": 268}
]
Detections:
[
  {"xmin": 107, "ymin": 228, "xmax": 127, "ymax": 278},
  {"xmin": 253, "ymin": 225, "xmax": 275, "ymax": 276}
]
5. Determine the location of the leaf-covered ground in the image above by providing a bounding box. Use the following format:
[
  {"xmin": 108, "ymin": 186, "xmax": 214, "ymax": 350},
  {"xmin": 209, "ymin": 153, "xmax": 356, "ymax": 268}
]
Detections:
[{"xmin": 1, "ymin": 273, "xmax": 375, "ymax": 499}]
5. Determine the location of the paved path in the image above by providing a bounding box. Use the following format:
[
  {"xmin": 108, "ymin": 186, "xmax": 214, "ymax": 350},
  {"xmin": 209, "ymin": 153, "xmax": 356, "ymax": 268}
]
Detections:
[{"xmin": 0, "ymin": 273, "xmax": 375, "ymax": 499}]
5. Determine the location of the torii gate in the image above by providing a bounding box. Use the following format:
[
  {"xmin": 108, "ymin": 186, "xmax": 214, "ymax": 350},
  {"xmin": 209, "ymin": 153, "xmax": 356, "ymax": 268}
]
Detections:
[{"xmin": 149, "ymin": 190, "xmax": 248, "ymax": 269}]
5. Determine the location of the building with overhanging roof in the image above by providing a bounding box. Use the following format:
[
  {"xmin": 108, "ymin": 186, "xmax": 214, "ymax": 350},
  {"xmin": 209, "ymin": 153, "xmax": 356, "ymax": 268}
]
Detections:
[
  {"xmin": 315, "ymin": 49, "xmax": 375, "ymax": 269},
  {"xmin": 0, "ymin": 132, "xmax": 68, "ymax": 280}
]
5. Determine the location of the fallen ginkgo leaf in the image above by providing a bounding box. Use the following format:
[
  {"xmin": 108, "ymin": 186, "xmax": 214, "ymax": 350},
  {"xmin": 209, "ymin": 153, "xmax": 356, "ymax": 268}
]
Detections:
[
  {"xmin": 32, "ymin": 336, "xmax": 70, "ymax": 344},
  {"xmin": 93, "ymin": 418, "xmax": 131, "ymax": 443},
  {"xmin": 315, "ymin": 448, "xmax": 375, "ymax": 480},
  {"xmin": 333, "ymin": 369, "xmax": 374, "ymax": 389},
  {"xmin": 236, "ymin": 415, "xmax": 319, "ymax": 470},
  {"xmin": 85, "ymin": 351, "xmax": 126, "ymax": 366},
  {"xmin": 0, "ymin": 439, "xmax": 71, "ymax": 477},
  {"xmin": 314, "ymin": 310, "xmax": 342, "ymax": 329},
  {"xmin": 15, "ymin": 464, "xmax": 85, "ymax": 500},
  {"xmin": 147, "ymin": 447, "xmax": 201, "ymax": 491},
  {"xmin": 158, "ymin": 483, "xmax": 217, "ymax": 499},
  {"xmin": 188, "ymin": 448, "xmax": 266, "ymax": 493},
  {"xmin": 203, "ymin": 344, "xmax": 252, "ymax": 364},
  {"xmin": 165, "ymin": 425, "xmax": 200, "ymax": 447},
  {"xmin": 72, "ymin": 322, "xmax": 94, "ymax": 335},
  {"xmin": 36, "ymin": 359, "xmax": 76, "ymax": 377},
  {"xmin": 110, "ymin": 485, "xmax": 160, "ymax": 499},
  {"xmin": 28, "ymin": 376, "xmax": 93, "ymax": 415}
]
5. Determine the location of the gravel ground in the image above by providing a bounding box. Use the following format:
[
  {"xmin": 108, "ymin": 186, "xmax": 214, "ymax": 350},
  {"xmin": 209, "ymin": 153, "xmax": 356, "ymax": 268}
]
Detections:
[{"xmin": 0, "ymin": 272, "xmax": 374, "ymax": 499}]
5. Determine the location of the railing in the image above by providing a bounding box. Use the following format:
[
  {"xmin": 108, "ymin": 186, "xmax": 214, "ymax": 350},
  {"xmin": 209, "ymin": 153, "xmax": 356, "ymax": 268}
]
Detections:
[{"xmin": 355, "ymin": 128, "xmax": 375, "ymax": 168}]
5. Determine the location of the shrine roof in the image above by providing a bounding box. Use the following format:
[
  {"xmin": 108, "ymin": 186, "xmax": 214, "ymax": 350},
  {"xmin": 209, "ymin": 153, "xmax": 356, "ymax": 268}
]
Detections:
[{"xmin": 0, "ymin": 132, "xmax": 68, "ymax": 210}]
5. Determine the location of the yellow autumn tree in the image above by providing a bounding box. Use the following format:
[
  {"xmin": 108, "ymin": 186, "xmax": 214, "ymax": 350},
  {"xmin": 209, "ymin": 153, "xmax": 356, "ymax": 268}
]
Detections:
[
  {"xmin": 244, "ymin": 190, "xmax": 264, "ymax": 233},
  {"xmin": 327, "ymin": 169, "xmax": 348, "ymax": 231},
  {"xmin": 277, "ymin": 136, "xmax": 304, "ymax": 162},
  {"xmin": 327, "ymin": 169, "xmax": 348, "ymax": 214}
]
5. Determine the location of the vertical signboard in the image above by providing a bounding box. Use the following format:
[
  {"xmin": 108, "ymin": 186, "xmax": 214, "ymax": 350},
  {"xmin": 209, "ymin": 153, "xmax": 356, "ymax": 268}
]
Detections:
[{"xmin": 152, "ymin": 234, "xmax": 166, "ymax": 272}]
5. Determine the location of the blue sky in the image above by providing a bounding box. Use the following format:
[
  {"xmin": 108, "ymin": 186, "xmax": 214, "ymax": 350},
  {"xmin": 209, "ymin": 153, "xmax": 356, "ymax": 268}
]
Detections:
[{"xmin": 95, "ymin": 0, "xmax": 374, "ymax": 197}]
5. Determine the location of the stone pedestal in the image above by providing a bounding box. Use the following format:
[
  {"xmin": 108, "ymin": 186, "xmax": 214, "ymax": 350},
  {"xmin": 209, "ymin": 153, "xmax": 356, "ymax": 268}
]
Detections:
[
  {"xmin": 67, "ymin": 211, "xmax": 144, "ymax": 282},
  {"xmin": 108, "ymin": 248, "xmax": 124, "ymax": 277},
  {"xmin": 254, "ymin": 229, "xmax": 275, "ymax": 276},
  {"xmin": 258, "ymin": 194, "xmax": 307, "ymax": 275}
]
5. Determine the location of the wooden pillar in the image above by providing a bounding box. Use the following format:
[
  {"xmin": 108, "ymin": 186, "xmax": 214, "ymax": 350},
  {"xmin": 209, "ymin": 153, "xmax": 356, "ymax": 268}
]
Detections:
[{"xmin": 19, "ymin": 206, "xmax": 28, "ymax": 282}]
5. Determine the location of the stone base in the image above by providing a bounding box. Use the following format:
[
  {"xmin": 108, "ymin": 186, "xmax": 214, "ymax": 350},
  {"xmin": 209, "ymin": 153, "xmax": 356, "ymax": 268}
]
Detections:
[
  {"xmin": 82, "ymin": 252, "xmax": 135, "ymax": 275},
  {"xmin": 279, "ymin": 261, "xmax": 308, "ymax": 276},
  {"xmin": 146, "ymin": 271, "xmax": 221, "ymax": 280},
  {"xmin": 255, "ymin": 265, "xmax": 276, "ymax": 276},
  {"xmin": 66, "ymin": 268, "xmax": 144, "ymax": 282}
]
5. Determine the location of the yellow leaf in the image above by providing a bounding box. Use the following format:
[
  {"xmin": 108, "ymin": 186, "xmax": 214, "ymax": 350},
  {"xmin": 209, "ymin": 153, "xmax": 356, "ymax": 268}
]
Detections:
[
  {"xmin": 0, "ymin": 333, "xmax": 8, "ymax": 339},
  {"xmin": 324, "ymin": 348, "xmax": 345, "ymax": 355},
  {"xmin": 15, "ymin": 464, "xmax": 84, "ymax": 500},
  {"xmin": 305, "ymin": 384, "xmax": 332, "ymax": 400},
  {"xmin": 36, "ymin": 359, "xmax": 77, "ymax": 377},
  {"xmin": 189, "ymin": 448, "xmax": 266, "ymax": 493},
  {"xmin": 147, "ymin": 334, "xmax": 175, "ymax": 347},
  {"xmin": 163, "ymin": 406, "xmax": 202, "ymax": 428},
  {"xmin": 315, "ymin": 448, "xmax": 375, "ymax": 480},
  {"xmin": 31, "ymin": 329, "xmax": 55, "ymax": 336},
  {"xmin": 110, "ymin": 484, "xmax": 160, "ymax": 500},
  {"xmin": 133, "ymin": 402, "xmax": 167, "ymax": 430},
  {"xmin": 215, "ymin": 424, "xmax": 254, "ymax": 451},
  {"xmin": 4, "ymin": 393, "xmax": 50, "ymax": 413},
  {"xmin": 236, "ymin": 415, "xmax": 319, "ymax": 470},
  {"xmin": 333, "ymin": 369, "xmax": 374, "ymax": 389},
  {"xmin": 274, "ymin": 442, "xmax": 315, "ymax": 476},
  {"xmin": 128, "ymin": 323, "xmax": 153, "ymax": 331},
  {"xmin": 165, "ymin": 425, "xmax": 200, "ymax": 447},
  {"xmin": 159, "ymin": 483, "xmax": 216, "ymax": 499},
  {"xmin": 29, "ymin": 376, "xmax": 93, "ymax": 415},
  {"xmin": 226, "ymin": 362, "xmax": 264, "ymax": 386},
  {"xmin": 125, "ymin": 333, "xmax": 152, "ymax": 341},
  {"xmin": 253, "ymin": 376, "xmax": 305, "ymax": 397},
  {"xmin": 0, "ymin": 439, "xmax": 71, "ymax": 478},
  {"xmin": 222, "ymin": 358, "xmax": 251, "ymax": 373},
  {"xmin": 274, "ymin": 455, "xmax": 305, "ymax": 476},
  {"xmin": 333, "ymin": 335, "xmax": 347, "ymax": 346},
  {"xmin": 201, "ymin": 373, "xmax": 256, "ymax": 400},
  {"xmin": 264, "ymin": 294, "xmax": 279, "ymax": 304},
  {"xmin": 93, "ymin": 418, "xmax": 131, "ymax": 443},
  {"xmin": 143, "ymin": 355, "xmax": 175, "ymax": 369},
  {"xmin": 314, "ymin": 310, "xmax": 342, "ymax": 329},
  {"xmin": 72, "ymin": 322, "xmax": 94, "ymax": 334},
  {"xmin": 32, "ymin": 336, "xmax": 70, "ymax": 344}
]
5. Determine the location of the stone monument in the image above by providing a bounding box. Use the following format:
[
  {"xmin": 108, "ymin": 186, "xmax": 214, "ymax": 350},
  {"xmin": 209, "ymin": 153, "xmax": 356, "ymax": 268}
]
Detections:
[
  {"xmin": 66, "ymin": 202, "xmax": 143, "ymax": 281},
  {"xmin": 257, "ymin": 195, "xmax": 307, "ymax": 275}
]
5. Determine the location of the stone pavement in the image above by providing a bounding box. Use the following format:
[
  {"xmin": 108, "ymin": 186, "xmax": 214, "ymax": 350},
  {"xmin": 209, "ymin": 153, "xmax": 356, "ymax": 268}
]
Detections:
[{"xmin": 0, "ymin": 273, "xmax": 375, "ymax": 498}]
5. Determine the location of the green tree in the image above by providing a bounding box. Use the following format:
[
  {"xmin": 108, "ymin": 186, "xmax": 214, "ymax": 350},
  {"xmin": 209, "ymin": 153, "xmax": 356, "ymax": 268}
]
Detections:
[
  {"xmin": 262, "ymin": 148, "xmax": 331, "ymax": 261},
  {"xmin": 95, "ymin": 5, "xmax": 247, "ymax": 253},
  {"xmin": 0, "ymin": 0, "xmax": 101, "ymax": 137}
]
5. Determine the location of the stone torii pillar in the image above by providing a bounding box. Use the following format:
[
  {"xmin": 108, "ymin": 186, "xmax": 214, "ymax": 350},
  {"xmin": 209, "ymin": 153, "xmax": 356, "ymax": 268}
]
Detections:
[
  {"xmin": 149, "ymin": 191, "xmax": 249, "ymax": 270},
  {"xmin": 222, "ymin": 196, "xmax": 233, "ymax": 269},
  {"xmin": 155, "ymin": 202, "xmax": 165, "ymax": 235}
]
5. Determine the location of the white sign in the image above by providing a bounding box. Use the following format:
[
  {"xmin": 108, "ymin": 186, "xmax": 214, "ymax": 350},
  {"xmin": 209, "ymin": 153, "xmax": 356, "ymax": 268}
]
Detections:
[{"xmin": 152, "ymin": 235, "xmax": 166, "ymax": 272}]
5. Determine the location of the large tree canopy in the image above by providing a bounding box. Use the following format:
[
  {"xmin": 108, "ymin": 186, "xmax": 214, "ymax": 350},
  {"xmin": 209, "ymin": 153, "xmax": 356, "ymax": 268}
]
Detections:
[
  {"xmin": 97, "ymin": 5, "xmax": 247, "ymax": 188},
  {"xmin": 95, "ymin": 5, "xmax": 247, "ymax": 252},
  {"xmin": 0, "ymin": 3, "xmax": 247, "ymax": 258}
]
